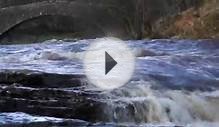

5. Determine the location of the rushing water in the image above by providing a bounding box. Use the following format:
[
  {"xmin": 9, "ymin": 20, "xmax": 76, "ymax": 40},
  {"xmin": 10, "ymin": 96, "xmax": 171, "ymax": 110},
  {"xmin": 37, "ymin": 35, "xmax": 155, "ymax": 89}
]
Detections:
[{"xmin": 0, "ymin": 38, "xmax": 219, "ymax": 127}]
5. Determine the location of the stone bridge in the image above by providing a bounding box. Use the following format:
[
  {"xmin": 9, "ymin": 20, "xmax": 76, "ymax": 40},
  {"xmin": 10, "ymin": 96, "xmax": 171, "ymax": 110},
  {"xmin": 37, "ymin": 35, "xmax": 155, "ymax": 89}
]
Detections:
[
  {"xmin": 0, "ymin": 1, "xmax": 126, "ymax": 35},
  {"xmin": 0, "ymin": 0, "xmax": 138, "ymax": 43}
]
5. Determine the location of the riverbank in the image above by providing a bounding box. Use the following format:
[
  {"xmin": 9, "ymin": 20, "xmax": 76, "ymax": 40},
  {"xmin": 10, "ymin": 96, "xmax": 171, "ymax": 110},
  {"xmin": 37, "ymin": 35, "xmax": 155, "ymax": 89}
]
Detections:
[{"xmin": 150, "ymin": 0, "xmax": 219, "ymax": 39}]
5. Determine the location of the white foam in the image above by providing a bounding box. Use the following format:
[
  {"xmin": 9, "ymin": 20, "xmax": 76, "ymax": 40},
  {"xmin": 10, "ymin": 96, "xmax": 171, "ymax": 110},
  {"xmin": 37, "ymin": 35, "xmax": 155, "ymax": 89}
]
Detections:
[{"xmin": 105, "ymin": 82, "xmax": 219, "ymax": 125}]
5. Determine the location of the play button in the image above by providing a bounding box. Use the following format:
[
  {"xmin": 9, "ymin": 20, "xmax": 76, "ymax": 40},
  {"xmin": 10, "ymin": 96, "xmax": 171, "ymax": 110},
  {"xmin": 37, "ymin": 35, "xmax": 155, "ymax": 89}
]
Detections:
[
  {"xmin": 105, "ymin": 51, "xmax": 117, "ymax": 75},
  {"xmin": 83, "ymin": 38, "xmax": 135, "ymax": 90}
]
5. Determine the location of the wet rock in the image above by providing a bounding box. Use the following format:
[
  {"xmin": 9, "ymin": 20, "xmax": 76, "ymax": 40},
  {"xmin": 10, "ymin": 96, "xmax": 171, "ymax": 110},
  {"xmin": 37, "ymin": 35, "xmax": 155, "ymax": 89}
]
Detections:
[
  {"xmin": 133, "ymin": 48, "xmax": 164, "ymax": 57},
  {"xmin": 0, "ymin": 69, "xmax": 86, "ymax": 88},
  {"xmin": 0, "ymin": 69, "xmax": 112, "ymax": 122},
  {"xmin": 0, "ymin": 84, "xmax": 108, "ymax": 122},
  {"xmin": 40, "ymin": 51, "xmax": 67, "ymax": 61}
]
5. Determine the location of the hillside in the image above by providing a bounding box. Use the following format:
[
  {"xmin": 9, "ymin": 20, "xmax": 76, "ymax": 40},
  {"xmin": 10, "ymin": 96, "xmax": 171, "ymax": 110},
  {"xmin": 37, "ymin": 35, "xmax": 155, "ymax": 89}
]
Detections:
[{"xmin": 150, "ymin": 0, "xmax": 219, "ymax": 39}]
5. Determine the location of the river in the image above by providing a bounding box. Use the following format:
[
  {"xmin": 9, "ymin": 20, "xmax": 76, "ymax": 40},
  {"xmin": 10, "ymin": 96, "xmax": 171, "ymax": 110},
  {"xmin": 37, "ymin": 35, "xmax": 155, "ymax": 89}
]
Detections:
[{"xmin": 0, "ymin": 38, "xmax": 219, "ymax": 127}]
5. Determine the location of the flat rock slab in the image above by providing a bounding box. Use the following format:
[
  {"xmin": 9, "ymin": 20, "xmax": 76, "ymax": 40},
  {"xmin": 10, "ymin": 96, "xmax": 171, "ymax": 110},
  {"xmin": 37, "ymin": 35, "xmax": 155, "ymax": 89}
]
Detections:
[
  {"xmin": 0, "ymin": 69, "xmax": 113, "ymax": 122},
  {"xmin": 0, "ymin": 84, "xmax": 109, "ymax": 122},
  {"xmin": 0, "ymin": 69, "xmax": 87, "ymax": 88}
]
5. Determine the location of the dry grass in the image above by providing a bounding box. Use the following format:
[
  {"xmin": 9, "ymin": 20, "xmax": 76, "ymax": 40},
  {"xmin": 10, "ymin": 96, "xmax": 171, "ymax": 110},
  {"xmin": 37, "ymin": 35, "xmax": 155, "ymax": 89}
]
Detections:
[{"xmin": 154, "ymin": 0, "xmax": 219, "ymax": 39}]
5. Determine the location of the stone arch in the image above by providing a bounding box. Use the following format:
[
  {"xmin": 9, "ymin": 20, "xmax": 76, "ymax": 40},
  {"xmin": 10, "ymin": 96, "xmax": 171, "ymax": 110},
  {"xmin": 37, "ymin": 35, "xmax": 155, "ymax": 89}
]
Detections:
[
  {"xmin": 0, "ymin": 1, "xmax": 103, "ymax": 36},
  {"xmin": 0, "ymin": 14, "xmax": 106, "ymax": 43},
  {"xmin": 0, "ymin": 1, "xmax": 108, "ymax": 43}
]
